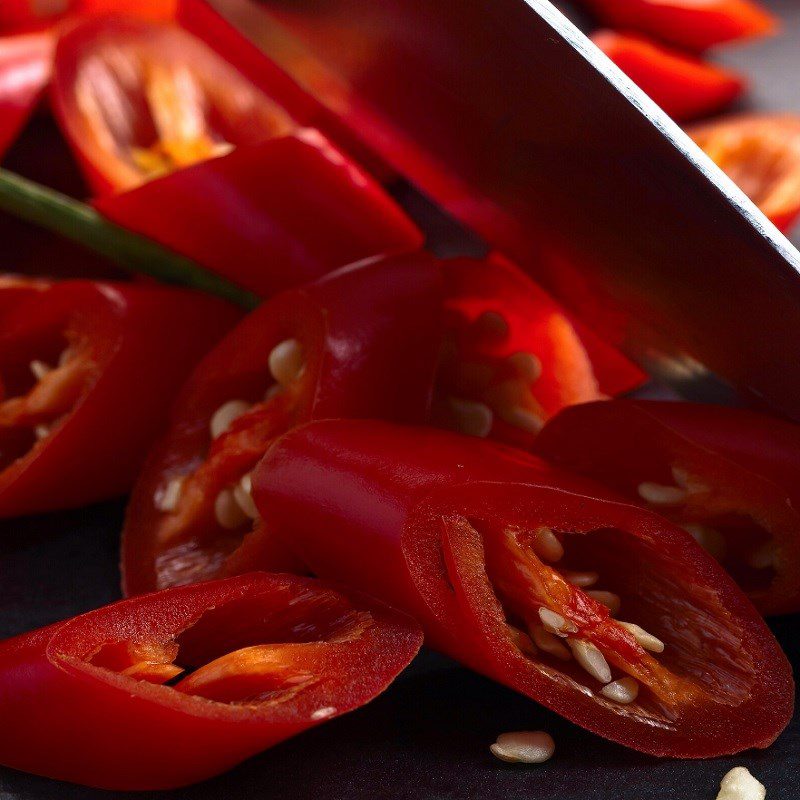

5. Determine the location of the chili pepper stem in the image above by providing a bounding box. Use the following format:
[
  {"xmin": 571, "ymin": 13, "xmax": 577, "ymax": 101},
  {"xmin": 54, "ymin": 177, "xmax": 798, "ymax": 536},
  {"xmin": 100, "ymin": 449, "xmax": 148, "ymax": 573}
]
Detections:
[{"xmin": 0, "ymin": 168, "xmax": 259, "ymax": 310}]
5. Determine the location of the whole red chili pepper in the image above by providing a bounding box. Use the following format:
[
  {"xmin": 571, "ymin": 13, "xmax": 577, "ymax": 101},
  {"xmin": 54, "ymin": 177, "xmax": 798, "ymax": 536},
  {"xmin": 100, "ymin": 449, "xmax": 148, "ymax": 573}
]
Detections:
[
  {"xmin": 534, "ymin": 400, "xmax": 800, "ymax": 616},
  {"xmin": 592, "ymin": 30, "xmax": 744, "ymax": 122},
  {"xmin": 0, "ymin": 572, "xmax": 422, "ymax": 789},
  {"xmin": 579, "ymin": 0, "xmax": 776, "ymax": 52},
  {"xmin": 121, "ymin": 253, "xmax": 443, "ymax": 595},
  {"xmin": 252, "ymin": 419, "xmax": 794, "ymax": 758},
  {"xmin": 52, "ymin": 15, "xmax": 421, "ymax": 294},
  {"xmin": 0, "ymin": 280, "xmax": 240, "ymax": 517},
  {"xmin": 434, "ymin": 254, "xmax": 643, "ymax": 446},
  {"xmin": 689, "ymin": 114, "xmax": 800, "ymax": 233},
  {"xmin": 0, "ymin": 31, "xmax": 52, "ymax": 159}
]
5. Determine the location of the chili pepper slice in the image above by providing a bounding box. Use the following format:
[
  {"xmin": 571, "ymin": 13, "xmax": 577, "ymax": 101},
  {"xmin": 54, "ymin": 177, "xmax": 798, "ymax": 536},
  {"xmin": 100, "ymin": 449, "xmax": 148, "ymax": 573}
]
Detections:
[
  {"xmin": 253, "ymin": 419, "xmax": 794, "ymax": 758},
  {"xmin": 592, "ymin": 31, "xmax": 744, "ymax": 123},
  {"xmin": 0, "ymin": 31, "xmax": 52, "ymax": 159},
  {"xmin": 433, "ymin": 254, "xmax": 643, "ymax": 446},
  {"xmin": 689, "ymin": 114, "xmax": 800, "ymax": 233},
  {"xmin": 0, "ymin": 572, "xmax": 422, "ymax": 789},
  {"xmin": 1, "ymin": 1, "xmax": 174, "ymax": 34},
  {"xmin": 579, "ymin": 0, "xmax": 777, "ymax": 52},
  {"xmin": 121, "ymin": 253, "xmax": 443, "ymax": 595},
  {"xmin": 94, "ymin": 132, "xmax": 422, "ymax": 297},
  {"xmin": 0, "ymin": 280, "xmax": 240, "ymax": 517},
  {"xmin": 534, "ymin": 400, "xmax": 800, "ymax": 616}
]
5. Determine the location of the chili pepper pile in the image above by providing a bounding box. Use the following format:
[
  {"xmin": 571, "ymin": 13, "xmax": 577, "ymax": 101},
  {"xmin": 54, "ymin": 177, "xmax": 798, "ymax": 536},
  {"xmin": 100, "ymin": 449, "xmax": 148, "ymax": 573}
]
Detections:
[{"xmin": 0, "ymin": 0, "xmax": 797, "ymax": 791}]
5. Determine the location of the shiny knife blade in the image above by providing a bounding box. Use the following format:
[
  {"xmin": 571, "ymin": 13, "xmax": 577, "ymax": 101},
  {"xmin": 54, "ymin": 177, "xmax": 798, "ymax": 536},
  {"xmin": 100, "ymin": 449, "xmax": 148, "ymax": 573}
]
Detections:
[{"xmin": 211, "ymin": 0, "xmax": 800, "ymax": 417}]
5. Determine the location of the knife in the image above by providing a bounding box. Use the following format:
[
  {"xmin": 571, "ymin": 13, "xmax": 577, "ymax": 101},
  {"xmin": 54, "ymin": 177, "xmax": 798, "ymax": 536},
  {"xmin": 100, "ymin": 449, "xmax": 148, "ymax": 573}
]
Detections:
[{"xmin": 211, "ymin": 0, "xmax": 800, "ymax": 416}]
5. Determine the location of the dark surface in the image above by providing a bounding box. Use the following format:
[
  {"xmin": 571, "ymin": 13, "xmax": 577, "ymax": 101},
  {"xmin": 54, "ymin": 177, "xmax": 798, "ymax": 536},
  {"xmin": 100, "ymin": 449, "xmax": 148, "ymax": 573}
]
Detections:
[{"xmin": 1, "ymin": 1, "xmax": 799, "ymax": 798}]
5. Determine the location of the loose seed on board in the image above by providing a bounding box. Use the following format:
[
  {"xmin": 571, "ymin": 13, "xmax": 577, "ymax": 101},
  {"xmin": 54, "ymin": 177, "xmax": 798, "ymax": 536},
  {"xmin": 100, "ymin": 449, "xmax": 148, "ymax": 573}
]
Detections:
[
  {"xmin": 636, "ymin": 481, "xmax": 688, "ymax": 506},
  {"xmin": 530, "ymin": 625, "xmax": 571, "ymax": 661},
  {"xmin": 209, "ymin": 399, "xmax": 251, "ymax": 439},
  {"xmin": 600, "ymin": 677, "xmax": 639, "ymax": 704},
  {"xmin": 214, "ymin": 488, "xmax": 248, "ymax": 530},
  {"xmin": 567, "ymin": 639, "xmax": 612, "ymax": 684},
  {"xmin": 538, "ymin": 608, "xmax": 577, "ymax": 637},
  {"xmin": 490, "ymin": 731, "xmax": 555, "ymax": 764},
  {"xmin": 29, "ymin": 360, "xmax": 52, "ymax": 381},
  {"xmin": 563, "ymin": 570, "xmax": 599, "ymax": 588},
  {"xmin": 268, "ymin": 338, "xmax": 304, "ymax": 387},
  {"xmin": 587, "ymin": 590, "xmax": 621, "ymax": 616},
  {"xmin": 618, "ymin": 621, "xmax": 665, "ymax": 653},
  {"xmin": 232, "ymin": 473, "xmax": 259, "ymax": 520},
  {"xmin": 155, "ymin": 476, "xmax": 184, "ymax": 512},
  {"xmin": 448, "ymin": 397, "xmax": 494, "ymax": 438},
  {"xmin": 533, "ymin": 527, "xmax": 564, "ymax": 562},
  {"xmin": 716, "ymin": 767, "xmax": 766, "ymax": 800}
]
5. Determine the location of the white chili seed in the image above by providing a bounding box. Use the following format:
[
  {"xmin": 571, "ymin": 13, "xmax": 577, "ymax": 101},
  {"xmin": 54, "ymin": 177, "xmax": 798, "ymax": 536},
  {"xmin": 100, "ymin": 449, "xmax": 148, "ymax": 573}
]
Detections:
[
  {"xmin": 214, "ymin": 488, "xmax": 248, "ymax": 529},
  {"xmin": 567, "ymin": 639, "xmax": 612, "ymax": 684},
  {"xmin": 34, "ymin": 423, "xmax": 51, "ymax": 440},
  {"xmin": 716, "ymin": 767, "xmax": 766, "ymax": 800},
  {"xmin": 636, "ymin": 481, "xmax": 688, "ymax": 506},
  {"xmin": 618, "ymin": 621, "xmax": 665, "ymax": 653},
  {"xmin": 155, "ymin": 476, "xmax": 184, "ymax": 512},
  {"xmin": 447, "ymin": 397, "xmax": 494, "ymax": 438},
  {"xmin": 490, "ymin": 731, "xmax": 554, "ymax": 764},
  {"xmin": 232, "ymin": 473, "xmax": 259, "ymax": 520},
  {"xmin": 507, "ymin": 352, "xmax": 542, "ymax": 383},
  {"xmin": 29, "ymin": 360, "xmax": 52, "ymax": 381},
  {"xmin": 538, "ymin": 607, "xmax": 577, "ymax": 637},
  {"xmin": 533, "ymin": 527, "xmax": 564, "ymax": 562},
  {"xmin": 268, "ymin": 338, "xmax": 304, "ymax": 387},
  {"xmin": 209, "ymin": 399, "xmax": 251, "ymax": 439},
  {"xmin": 681, "ymin": 522, "xmax": 728, "ymax": 561},
  {"xmin": 530, "ymin": 625, "xmax": 571, "ymax": 661},
  {"xmin": 497, "ymin": 404, "xmax": 544, "ymax": 434},
  {"xmin": 600, "ymin": 677, "xmax": 639, "ymax": 704},
  {"xmin": 563, "ymin": 570, "xmax": 599, "ymax": 588},
  {"xmin": 587, "ymin": 590, "xmax": 621, "ymax": 616}
]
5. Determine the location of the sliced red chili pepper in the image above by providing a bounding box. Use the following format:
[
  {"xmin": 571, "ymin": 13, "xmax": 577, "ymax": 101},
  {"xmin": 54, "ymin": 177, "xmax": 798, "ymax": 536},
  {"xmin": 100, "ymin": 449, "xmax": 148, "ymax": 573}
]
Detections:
[
  {"xmin": 0, "ymin": 280, "xmax": 240, "ymax": 517},
  {"xmin": 1, "ymin": 1, "xmax": 174, "ymax": 34},
  {"xmin": 592, "ymin": 31, "xmax": 744, "ymax": 122},
  {"xmin": 253, "ymin": 419, "xmax": 794, "ymax": 758},
  {"xmin": 579, "ymin": 0, "xmax": 776, "ymax": 52},
  {"xmin": 433, "ymin": 254, "xmax": 643, "ymax": 446},
  {"xmin": 122, "ymin": 253, "xmax": 443, "ymax": 595},
  {"xmin": 94, "ymin": 132, "xmax": 422, "ymax": 297},
  {"xmin": 689, "ymin": 114, "xmax": 800, "ymax": 233},
  {"xmin": 534, "ymin": 400, "xmax": 800, "ymax": 616},
  {"xmin": 0, "ymin": 31, "xmax": 52, "ymax": 159},
  {"xmin": 0, "ymin": 572, "xmax": 422, "ymax": 789}
]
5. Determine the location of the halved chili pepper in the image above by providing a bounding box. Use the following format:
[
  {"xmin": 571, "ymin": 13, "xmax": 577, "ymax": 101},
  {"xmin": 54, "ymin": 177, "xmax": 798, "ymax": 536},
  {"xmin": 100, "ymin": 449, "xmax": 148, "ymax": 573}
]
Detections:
[
  {"xmin": 534, "ymin": 400, "xmax": 800, "ymax": 616},
  {"xmin": 0, "ymin": 572, "xmax": 422, "ymax": 789},
  {"xmin": 253, "ymin": 419, "xmax": 794, "ymax": 757},
  {"xmin": 592, "ymin": 31, "xmax": 744, "ymax": 123},
  {"xmin": 689, "ymin": 114, "xmax": 800, "ymax": 233},
  {"xmin": 0, "ymin": 280, "xmax": 240, "ymax": 517},
  {"xmin": 94, "ymin": 132, "xmax": 422, "ymax": 297},
  {"xmin": 1, "ymin": 1, "xmax": 174, "ymax": 34},
  {"xmin": 0, "ymin": 31, "xmax": 52, "ymax": 159},
  {"xmin": 121, "ymin": 253, "xmax": 443, "ymax": 595},
  {"xmin": 579, "ymin": 0, "xmax": 776, "ymax": 52},
  {"xmin": 433, "ymin": 254, "xmax": 644, "ymax": 446}
]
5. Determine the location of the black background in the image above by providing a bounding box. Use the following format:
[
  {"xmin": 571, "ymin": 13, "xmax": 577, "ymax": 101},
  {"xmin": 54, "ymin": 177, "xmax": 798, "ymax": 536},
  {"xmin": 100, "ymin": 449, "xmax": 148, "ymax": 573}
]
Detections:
[{"xmin": 1, "ymin": 0, "xmax": 799, "ymax": 797}]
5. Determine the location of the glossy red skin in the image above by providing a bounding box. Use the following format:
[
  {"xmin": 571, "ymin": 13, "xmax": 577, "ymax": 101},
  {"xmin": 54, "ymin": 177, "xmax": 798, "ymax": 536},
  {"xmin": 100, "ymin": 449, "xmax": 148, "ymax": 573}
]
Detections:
[
  {"xmin": 0, "ymin": 1, "xmax": 174, "ymax": 33},
  {"xmin": 441, "ymin": 255, "xmax": 643, "ymax": 443},
  {"xmin": 122, "ymin": 253, "xmax": 443, "ymax": 595},
  {"xmin": 0, "ymin": 31, "xmax": 52, "ymax": 159},
  {"xmin": 0, "ymin": 275, "xmax": 49, "ymax": 323},
  {"xmin": 592, "ymin": 31, "xmax": 743, "ymax": 122},
  {"xmin": 580, "ymin": 0, "xmax": 776, "ymax": 52},
  {"xmin": 0, "ymin": 572, "xmax": 422, "ymax": 789},
  {"xmin": 0, "ymin": 281, "xmax": 239, "ymax": 516},
  {"xmin": 95, "ymin": 132, "xmax": 422, "ymax": 297},
  {"xmin": 253, "ymin": 419, "xmax": 794, "ymax": 758},
  {"xmin": 534, "ymin": 400, "xmax": 800, "ymax": 615}
]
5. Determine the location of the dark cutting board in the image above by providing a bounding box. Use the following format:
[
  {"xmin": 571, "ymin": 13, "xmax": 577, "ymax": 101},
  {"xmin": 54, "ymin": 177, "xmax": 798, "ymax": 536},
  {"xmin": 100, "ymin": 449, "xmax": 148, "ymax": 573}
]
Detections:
[{"xmin": 1, "ymin": 1, "xmax": 799, "ymax": 797}]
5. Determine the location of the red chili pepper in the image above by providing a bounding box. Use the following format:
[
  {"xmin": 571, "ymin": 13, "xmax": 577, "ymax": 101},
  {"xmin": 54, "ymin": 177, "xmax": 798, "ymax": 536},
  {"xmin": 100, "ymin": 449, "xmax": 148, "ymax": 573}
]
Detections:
[
  {"xmin": 0, "ymin": 280, "xmax": 240, "ymax": 517},
  {"xmin": 0, "ymin": 31, "xmax": 52, "ymax": 159},
  {"xmin": 592, "ymin": 31, "xmax": 744, "ymax": 122},
  {"xmin": 0, "ymin": 572, "xmax": 422, "ymax": 789},
  {"xmin": 1, "ymin": 1, "xmax": 174, "ymax": 33},
  {"xmin": 689, "ymin": 114, "xmax": 800, "ymax": 233},
  {"xmin": 579, "ymin": 0, "xmax": 776, "ymax": 52},
  {"xmin": 0, "ymin": 275, "xmax": 49, "ymax": 322},
  {"xmin": 534, "ymin": 400, "xmax": 800, "ymax": 616},
  {"xmin": 121, "ymin": 254, "xmax": 443, "ymax": 595},
  {"xmin": 94, "ymin": 133, "xmax": 422, "ymax": 297},
  {"xmin": 433, "ymin": 254, "xmax": 644, "ymax": 446},
  {"xmin": 252, "ymin": 419, "xmax": 794, "ymax": 758}
]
